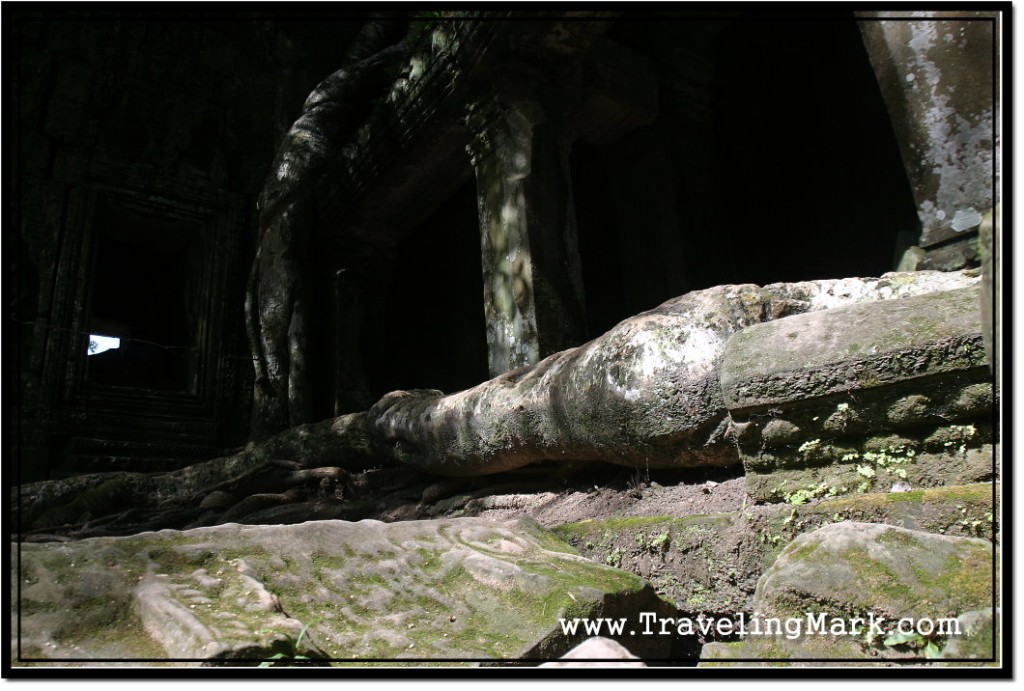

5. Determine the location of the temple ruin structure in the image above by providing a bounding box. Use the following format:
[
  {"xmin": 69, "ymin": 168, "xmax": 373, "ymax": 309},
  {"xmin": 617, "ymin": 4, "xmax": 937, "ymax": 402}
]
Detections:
[{"xmin": 12, "ymin": 10, "xmax": 998, "ymax": 481}]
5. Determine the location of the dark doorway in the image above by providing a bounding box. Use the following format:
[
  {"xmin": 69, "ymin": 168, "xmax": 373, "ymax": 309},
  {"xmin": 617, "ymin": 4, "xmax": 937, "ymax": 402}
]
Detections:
[
  {"xmin": 87, "ymin": 198, "xmax": 203, "ymax": 393},
  {"xmin": 370, "ymin": 182, "xmax": 490, "ymax": 396}
]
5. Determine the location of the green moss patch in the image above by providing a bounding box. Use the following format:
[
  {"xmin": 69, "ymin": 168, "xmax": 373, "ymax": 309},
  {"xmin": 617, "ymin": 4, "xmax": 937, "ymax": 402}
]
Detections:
[{"xmin": 13, "ymin": 517, "xmax": 665, "ymax": 666}]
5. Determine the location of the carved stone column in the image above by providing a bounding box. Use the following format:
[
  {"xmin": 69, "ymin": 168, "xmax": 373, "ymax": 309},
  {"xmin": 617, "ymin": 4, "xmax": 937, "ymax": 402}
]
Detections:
[
  {"xmin": 858, "ymin": 13, "xmax": 997, "ymax": 255},
  {"xmin": 464, "ymin": 73, "xmax": 587, "ymax": 376}
]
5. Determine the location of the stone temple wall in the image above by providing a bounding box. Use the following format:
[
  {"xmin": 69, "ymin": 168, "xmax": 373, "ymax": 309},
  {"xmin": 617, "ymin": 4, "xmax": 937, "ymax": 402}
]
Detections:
[
  {"xmin": 12, "ymin": 10, "xmax": 369, "ymax": 479},
  {"xmin": 11, "ymin": 10, "xmax": 999, "ymax": 482}
]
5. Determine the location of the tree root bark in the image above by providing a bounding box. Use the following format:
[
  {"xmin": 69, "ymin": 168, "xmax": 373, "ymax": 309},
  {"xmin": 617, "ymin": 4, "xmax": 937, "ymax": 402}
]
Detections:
[
  {"xmin": 246, "ymin": 17, "xmax": 410, "ymax": 439},
  {"xmin": 15, "ymin": 413, "xmax": 375, "ymax": 540},
  {"xmin": 365, "ymin": 272, "xmax": 979, "ymax": 476},
  {"xmin": 14, "ymin": 271, "xmax": 978, "ymax": 540}
]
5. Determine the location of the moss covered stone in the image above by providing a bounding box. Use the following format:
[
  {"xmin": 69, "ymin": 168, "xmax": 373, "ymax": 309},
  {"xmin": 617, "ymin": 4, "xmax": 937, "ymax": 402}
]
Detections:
[
  {"xmin": 754, "ymin": 522, "xmax": 994, "ymax": 658},
  {"xmin": 722, "ymin": 284, "xmax": 992, "ymax": 505},
  {"xmin": 553, "ymin": 483, "xmax": 997, "ymax": 621},
  {"xmin": 699, "ymin": 522, "xmax": 997, "ymax": 666},
  {"xmin": 12, "ymin": 517, "xmax": 674, "ymax": 666},
  {"xmin": 939, "ymin": 608, "xmax": 999, "ymax": 664}
]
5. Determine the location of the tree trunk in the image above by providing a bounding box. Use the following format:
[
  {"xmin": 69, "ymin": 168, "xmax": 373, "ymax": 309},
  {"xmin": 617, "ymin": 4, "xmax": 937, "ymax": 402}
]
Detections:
[{"xmin": 247, "ymin": 18, "xmax": 409, "ymax": 439}]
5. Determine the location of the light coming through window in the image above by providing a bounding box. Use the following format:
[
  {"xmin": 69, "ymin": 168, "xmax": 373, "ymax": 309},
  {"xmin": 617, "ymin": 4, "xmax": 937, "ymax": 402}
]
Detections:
[{"xmin": 88, "ymin": 334, "xmax": 121, "ymax": 356}]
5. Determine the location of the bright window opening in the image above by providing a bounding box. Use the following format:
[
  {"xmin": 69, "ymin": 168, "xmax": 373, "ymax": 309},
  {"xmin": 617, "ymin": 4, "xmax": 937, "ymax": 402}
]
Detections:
[{"xmin": 88, "ymin": 334, "xmax": 121, "ymax": 356}]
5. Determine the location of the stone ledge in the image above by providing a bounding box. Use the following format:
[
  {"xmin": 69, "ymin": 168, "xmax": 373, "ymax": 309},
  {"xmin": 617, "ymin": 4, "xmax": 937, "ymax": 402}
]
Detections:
[{"xmin": 721, "ymin": 286, "xmax": 988, "ymax": 412}]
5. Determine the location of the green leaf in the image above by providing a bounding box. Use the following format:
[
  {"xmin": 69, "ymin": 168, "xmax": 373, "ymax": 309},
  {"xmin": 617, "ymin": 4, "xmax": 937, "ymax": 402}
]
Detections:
[
  {"xmin": 925, "ymin": 640, "xmax": 942, "ymax": 659},
  {"xmin": 883, "ymin": 631, "xmax": 921, "ymax": 647},
  {"xmin": 258, "ymin": 652, "xmax": 288, "ymax": 668}
]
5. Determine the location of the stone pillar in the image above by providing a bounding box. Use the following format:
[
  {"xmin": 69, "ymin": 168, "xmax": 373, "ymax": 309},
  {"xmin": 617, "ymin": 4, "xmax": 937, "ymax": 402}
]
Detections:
[
  {"xmin": 858, "ymin": 13, "xmax": 997, "ymax": 255},
  {"xmin": 464, "ymin": 73, "xmax": 587, "ymax": 376}
]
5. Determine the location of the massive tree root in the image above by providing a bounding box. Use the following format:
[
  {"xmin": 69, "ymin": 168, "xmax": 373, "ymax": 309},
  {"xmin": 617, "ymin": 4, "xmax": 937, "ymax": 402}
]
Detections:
[
  {"xmin": 365, "ymin": 272, "xmax": 980, "ymax": 476},
  {"xmin": 15, "ymin": 271, "xmax": 978, "ymax": 539}
]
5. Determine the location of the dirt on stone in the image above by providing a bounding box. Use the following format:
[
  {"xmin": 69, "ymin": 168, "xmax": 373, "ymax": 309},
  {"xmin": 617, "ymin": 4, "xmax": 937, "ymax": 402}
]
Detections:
[{"xmin": 358, "ymin": 462, "xmax": 750, "ymax": 529}]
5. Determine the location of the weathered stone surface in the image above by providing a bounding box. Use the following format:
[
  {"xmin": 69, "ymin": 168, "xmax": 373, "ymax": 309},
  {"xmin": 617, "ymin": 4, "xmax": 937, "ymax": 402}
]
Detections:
[
  {"xmin": 537, "ymin": 636, "xmax": 645, "ymax": 667},
  {"xmin": 939, "ymin": 608, "xmax": 999, "ymax": 663},
  {"xmin": 722, "ymin": 285, "xmax": 993, "ymax": 502},
  {"xmin": 743, "ymin": 435, "xmax": 994, "ymax": 506},
  {"xmin": 721, "ymin": 286, "xmax": 987, "ymax": 410},
  {"xmin": 554, "ymin": 483, "xmax": 996, "ymax": 620},
  {"xmin": 759, "ymin": 521, "xmax": 993, "ymax": 621},
  {"xmin": 858, "ymin": 15, "xmax": 995, "ymax": 248},
  {"xmin": 12, "ymin": 517, "xmax": 674, "ymax": 665},
  {"xmin": 700, "ymin": 521, "xmax": 995, "ymax": 665},
  {"xmin": 367, "ymin": 271, "xmax": 980, "ymax": 476}
]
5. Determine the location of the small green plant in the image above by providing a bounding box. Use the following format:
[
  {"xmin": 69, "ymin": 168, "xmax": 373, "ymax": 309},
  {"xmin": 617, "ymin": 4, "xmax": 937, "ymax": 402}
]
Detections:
[
  {"xmin": 954, "ymin": 504, "xmax": 990, "ymax": 537},
  {"xmin": 783, "ymin": 481, "xmax": 842, "ymax": 506},
  {"xmin": 784, "ymin": 487, "xmax": 817, "ymax": 506},
  {"xmin": 650, "ymin": 532, "xmax": 670, "ymax": 551},
  {"xmin": 798, "ymin": 438, "xmax": 822, "ymax": 453},
  {"xmin": 882, "ymin": 631, "xmax": 942, "ymax": 659},
  {"xmin": 758, "ymin": 528, "xmax": 782, "ymax": 547},
  {"xmin": 846, "ymin": 444, "xmax": 919, "ymax": 493},
  {"xmin": 782, "ymin": 507, "xmax": 798, "ymax": 525},
  {"xmin": 259, "ymin": 622, "xmax": 314, "ymax": 667}
]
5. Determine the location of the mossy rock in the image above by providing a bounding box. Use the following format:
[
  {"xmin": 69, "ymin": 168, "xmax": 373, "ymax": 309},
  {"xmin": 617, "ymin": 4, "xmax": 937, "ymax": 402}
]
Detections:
[
  {"xmin": 754, "ymin": 522, "xmax": 994, "ymax": 661},
  {"xmin": 699, "ymin": 522, "xmax": 997, "ymax": 666},
  {"xmin": 12, "ymin": 517, "xmax": 674, "ymax": 666},
  {"xmin": 759, "ymin": 522, "xmax": 994, "ymax": 621},
  {"xmin": 939, "ymin": 608, "xmax": 999, "ymax": 665},
  {"xmin": 553, "ymin": 483, "xmax": 997, "ymax": 621}
]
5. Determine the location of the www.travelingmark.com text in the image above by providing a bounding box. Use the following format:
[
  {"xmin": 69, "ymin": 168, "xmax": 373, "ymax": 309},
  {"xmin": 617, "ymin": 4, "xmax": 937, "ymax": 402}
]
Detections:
[{"xmin": 558, "ymin": 611, "xmax": 961, "ymax": 640}]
